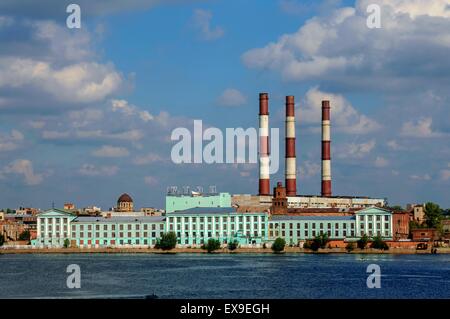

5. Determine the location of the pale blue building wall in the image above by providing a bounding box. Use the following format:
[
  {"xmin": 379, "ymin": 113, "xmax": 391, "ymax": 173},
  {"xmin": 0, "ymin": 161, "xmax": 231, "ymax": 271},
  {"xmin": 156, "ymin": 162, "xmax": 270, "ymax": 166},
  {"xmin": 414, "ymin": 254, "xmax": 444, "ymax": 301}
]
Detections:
[{"xmin": 165, "ymin": 193, "xmax": 231, "ymax": 213}]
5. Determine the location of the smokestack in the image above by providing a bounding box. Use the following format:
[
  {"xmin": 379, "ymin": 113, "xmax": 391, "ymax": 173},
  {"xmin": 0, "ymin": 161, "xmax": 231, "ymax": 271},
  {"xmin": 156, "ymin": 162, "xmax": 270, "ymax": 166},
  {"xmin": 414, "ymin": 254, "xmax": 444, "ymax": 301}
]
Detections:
[
  {"xmin": 259, "ymin": 93, "xmax": 270, "ymax": 196},
  {"xmin": 321, "ymin": 100, "xmax": 332, "ymax": 197},
  {"xmin": 285, "ymin": 96, "xmax": 296, "ymax": 196}
]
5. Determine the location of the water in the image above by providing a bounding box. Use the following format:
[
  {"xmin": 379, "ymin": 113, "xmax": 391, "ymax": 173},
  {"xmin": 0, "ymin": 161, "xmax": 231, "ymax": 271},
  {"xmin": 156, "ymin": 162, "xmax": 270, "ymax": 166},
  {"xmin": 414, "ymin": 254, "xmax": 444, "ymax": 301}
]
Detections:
[{"xmin": 0, "ymin": 253, "xmax": 449, "ymax": 299}]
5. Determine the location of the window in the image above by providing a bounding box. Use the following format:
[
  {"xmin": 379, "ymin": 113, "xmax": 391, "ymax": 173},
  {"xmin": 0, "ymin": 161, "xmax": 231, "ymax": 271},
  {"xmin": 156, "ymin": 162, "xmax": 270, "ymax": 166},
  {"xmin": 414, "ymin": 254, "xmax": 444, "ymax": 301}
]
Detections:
[
  {"xmin": 385, "ymin": 223, "xmax": 389, "ymax": 229},
  {"xmin": 384, "ymin": 215, "xmax": 389, "ymax": 221},
  {"xmin": 376, "ymin": 216, "xmax": 381, "ymax": 221}
]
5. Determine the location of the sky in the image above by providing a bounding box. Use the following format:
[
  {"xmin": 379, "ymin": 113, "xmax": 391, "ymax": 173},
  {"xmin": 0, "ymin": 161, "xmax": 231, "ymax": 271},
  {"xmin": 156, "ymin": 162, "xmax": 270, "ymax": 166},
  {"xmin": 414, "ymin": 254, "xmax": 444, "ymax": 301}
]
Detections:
[{"xmin": 0, "ymin": 0, "xmax": 449, "ymax": 210}]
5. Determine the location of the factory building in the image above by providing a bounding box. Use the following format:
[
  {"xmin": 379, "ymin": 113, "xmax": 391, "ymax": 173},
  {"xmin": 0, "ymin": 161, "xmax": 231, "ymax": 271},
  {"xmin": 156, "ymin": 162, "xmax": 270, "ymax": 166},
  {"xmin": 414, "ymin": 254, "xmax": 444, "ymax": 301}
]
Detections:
[
  {"xmin": 34, "ymin": 206, "xmax": 397, "ymax": 248},
  {"xmin": 233, "ymin": 93, "xmax": 386, "ymax": 212},
  {"xmin": 165, "ymin": 207, "xmax": 267, "ymax": 246},
  {"xmin": 166, "ymin": 191, "xmax": 231, "ymax": 213}
]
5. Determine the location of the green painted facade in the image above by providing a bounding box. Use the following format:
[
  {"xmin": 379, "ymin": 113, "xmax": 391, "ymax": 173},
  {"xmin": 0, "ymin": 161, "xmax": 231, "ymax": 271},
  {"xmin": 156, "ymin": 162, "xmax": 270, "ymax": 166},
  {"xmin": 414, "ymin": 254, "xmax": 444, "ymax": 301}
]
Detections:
[
  {"xmin": 165, "ymin": 192, "xmax": 231, "ymax": 213},
  {"xmin": 166, "ymin": 207, "xmax": 268, "ymax": 246}
]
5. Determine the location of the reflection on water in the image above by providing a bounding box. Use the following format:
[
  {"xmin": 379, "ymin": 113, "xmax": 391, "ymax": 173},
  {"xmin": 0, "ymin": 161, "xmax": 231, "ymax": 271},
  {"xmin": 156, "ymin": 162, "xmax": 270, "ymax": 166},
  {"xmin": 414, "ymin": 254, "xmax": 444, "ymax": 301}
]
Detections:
[{"xmin": 0, "ymin": 253, "xmax": 449, "ymax": 299}]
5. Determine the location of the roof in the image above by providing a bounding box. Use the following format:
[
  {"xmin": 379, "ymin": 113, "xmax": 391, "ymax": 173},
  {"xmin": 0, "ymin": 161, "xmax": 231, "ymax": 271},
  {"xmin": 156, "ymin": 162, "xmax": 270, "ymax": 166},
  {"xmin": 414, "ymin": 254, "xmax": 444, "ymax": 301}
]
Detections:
[
  {"xmin": 270, "ymin": 215, "xmax": 355, "ymax": 221},
  {"xmin": 74, "ymin": 216, "xmax": 165, "ymax": 223},
  {"xmin": 170, "ymin": 207, "xmax": 262, "ymax": 215},
  {"xmin": 118, "ymin": 193, "xmax": 133, "ymax": 203}
]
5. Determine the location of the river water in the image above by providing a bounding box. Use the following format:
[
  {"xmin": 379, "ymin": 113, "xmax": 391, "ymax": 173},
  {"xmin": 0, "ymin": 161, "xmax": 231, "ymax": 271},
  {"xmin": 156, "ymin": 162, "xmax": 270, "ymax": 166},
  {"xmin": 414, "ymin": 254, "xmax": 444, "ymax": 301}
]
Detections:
[{"xmin": 0, "ymin": 253, "xmax": 449, "ymax": 298}]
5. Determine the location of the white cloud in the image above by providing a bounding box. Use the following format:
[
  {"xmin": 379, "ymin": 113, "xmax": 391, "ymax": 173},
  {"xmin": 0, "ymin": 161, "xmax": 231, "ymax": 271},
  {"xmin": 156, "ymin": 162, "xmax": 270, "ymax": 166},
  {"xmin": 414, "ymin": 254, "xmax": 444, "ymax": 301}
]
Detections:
[
  {"xmin": 298, "ymin": 160, "xmax": 320, "ymax": 178},
  {"xmin": 337, "ymin": 139, "xmax": 376, "ymax": 159},
  {"xmin": 217, "ymin": 88, "xmax": 247, "ymax": 107},
  {"xmin": 144, "ymin": 175, "xmax": 158, "ymax": 186},
  {"xmin": 78, "ymin": 164, "xmax": 119, "ymax": 176},
  {"xmin": 242, "ymin": 0, "xmax": 450, "ymax": 89},
  {"xmin": 69, "ymin": 109, "xmax": 103, "ymax": 128},
  {"xmin": 192, "ymin": 9, "xmax": 224, "ymax": 41},
  {"xmin": 401, "ymin": 117, "xmax": 443, "ymax": 138},
  {"xmin": 92, "ymin": 145, "xmax": 129, "ymax": 157},
  {"xmin": 441, "ymin": 169, "xmax": 450, "ymax": 181},
  {"xmin": 301, "ymin": 87, "xmax": 380, "ymax": 134},
  {"xmin": 0, "ymin": 129, "xmax": 24, "ymax": 151},
  {"xmin": 2, "ymin": 159, "xmax": 43, "ymax": 185},
  {"xmin": 28, "ymin": 120, "xmax": 46, "ymax": 129},
  {"xmin": 410, "ymin": 174, "xmax": 431, "ymax": 181},
  {"xmin": 111, "ymin": 99, "xmax": 154, "ymax": 122},
  {"xmin": 0, "ymin": 58, "xmax": 122, "ymax": 103},
  {"xmin": 374, "ymin": 156, "xmax": 389, "ymax": 168},
  {"xmin": 133, "ymin": 153, "xmax": 165, "ymax": 165},
  {"xmin": 387, "ymin": 139, "xmax": 405, "ymax": 151}
]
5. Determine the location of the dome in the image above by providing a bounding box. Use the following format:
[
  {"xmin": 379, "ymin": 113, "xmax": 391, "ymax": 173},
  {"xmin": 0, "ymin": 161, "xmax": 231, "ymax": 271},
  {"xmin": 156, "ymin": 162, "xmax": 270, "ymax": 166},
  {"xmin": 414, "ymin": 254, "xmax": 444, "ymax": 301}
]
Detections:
[{"xmin": 118, "ymin": 193, "xmax": 133, "ymax": 203}]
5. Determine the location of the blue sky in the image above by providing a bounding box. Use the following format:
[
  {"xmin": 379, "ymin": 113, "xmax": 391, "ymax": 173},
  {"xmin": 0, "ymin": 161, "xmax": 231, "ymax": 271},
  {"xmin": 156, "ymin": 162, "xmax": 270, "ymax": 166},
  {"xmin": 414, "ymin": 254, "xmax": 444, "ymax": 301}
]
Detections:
[{"xmin": 0, "ymin": 0, "xmax": 449, "ymax": 210}]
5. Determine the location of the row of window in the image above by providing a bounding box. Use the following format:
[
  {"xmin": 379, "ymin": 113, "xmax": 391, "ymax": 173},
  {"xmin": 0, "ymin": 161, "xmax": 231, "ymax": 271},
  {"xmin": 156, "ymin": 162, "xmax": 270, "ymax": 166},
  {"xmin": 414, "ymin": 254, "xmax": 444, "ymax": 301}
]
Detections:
[
  {"xmin": 270, "ymin": 222, "xmax": 354, "ymax": 230},
  {"xmin": 176, "ymin": 231, "xmax": 264, "ymax": 238},
  {"xmin": 359, "ymin": 223, "xmax": 390, "ymax": 230},
  {"xmin": 169, "ymin": 222, "xmax": 262, "ymax": 231},
  {"xmin": 359, "ymin": 215, "xmax": 390, "ymax": 222},
  {"xmin": 270, "ymin": 229, "xmax": 356, "ymax": 239},
  {"xmin": 168, "ymin": 215, "xmax": 264, "ymax": 224},
  {"xmin": 42, "ymin": 231, "xmax": 162, "ymax": 239}
]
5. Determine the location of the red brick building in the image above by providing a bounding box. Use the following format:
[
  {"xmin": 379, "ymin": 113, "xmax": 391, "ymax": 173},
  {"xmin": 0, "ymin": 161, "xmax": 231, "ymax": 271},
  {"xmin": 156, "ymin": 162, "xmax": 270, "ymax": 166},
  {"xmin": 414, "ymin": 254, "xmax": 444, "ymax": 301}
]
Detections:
[{"xmin": 392, "ymin": 212, "xmax": 410, "ymax": 240}]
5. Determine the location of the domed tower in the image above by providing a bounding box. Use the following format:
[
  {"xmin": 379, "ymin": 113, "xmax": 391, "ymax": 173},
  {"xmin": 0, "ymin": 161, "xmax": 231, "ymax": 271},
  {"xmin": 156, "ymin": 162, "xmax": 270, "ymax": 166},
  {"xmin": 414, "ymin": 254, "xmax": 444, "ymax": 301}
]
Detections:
[{"xmin": 116, "ymin": 193, "xmax": 134, "ymax": 212}]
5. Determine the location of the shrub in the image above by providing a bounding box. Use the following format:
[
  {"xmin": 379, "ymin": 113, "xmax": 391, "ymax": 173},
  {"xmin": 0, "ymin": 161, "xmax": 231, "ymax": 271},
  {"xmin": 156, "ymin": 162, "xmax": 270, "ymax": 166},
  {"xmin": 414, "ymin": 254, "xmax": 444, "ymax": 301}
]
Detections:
[
  {"xmin": 371, "ymin": 235, "xmax": 389, "ymax": 250},
  {"xmin": 271, "ymin": 237, "xmax": 286, "ymax": 253},
  {"xmin": 18, "ymin": 230, "xmax": 30, "ymax": 241},
  {"xmin": 345, "ymin": 242, "xmax": 355, "ymax": 252},
  {"xmin": 202, "ymin": 238, "xmax": 221, "ymax": 253},
  {"xmin": 314, "ymin": 233, "xmax": 329, "ymax": 249},
  {"xmin": 155, "ymin": 232, "xmax": 177, "ymax": 250},
  {"xmin": 63, "ymin": 238, "xmax": 70, "ymax": 248},
  {"xmin": 227, "ymin": 240, "xmax": 239, "ymax": 251},
  {"xmin": 0, "ymin": 235, "xmax": 4, "ymax": 247},
  {"xmin": 357, "ymin": 234, "xmax": 369, "ymax": 249},
  {"xmin": 262, "ymin": 243, "xmax": 267, "ymax": 249}
]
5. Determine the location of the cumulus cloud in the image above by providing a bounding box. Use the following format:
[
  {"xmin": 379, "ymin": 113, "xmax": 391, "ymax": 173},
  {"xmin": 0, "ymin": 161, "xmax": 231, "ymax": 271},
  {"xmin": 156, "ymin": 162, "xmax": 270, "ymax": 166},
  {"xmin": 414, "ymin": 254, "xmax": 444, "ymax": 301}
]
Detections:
[
  {"xmin": 111, "ymin": 99, "xmax": 154, "ymax": 122},
  {"xmin": 1, "ymin": 159, "xmax": 43, "ymax": 185},
  {"xmin": 0, "ymin": 58, "xmax": 122, "ymax": 103},
  {"xmin": 409, "ymin": 173, "xmax": 431, "ymax": 181},
  {"xmin": 217, "ymin": 88, "xmax": 247, "ymax": 107},
  {"xmin": 78, "ymin": 164, "xmax": 119, "ymax": 176},
  {"xmin": 144, "ymin": 175, "xmax": 158, "ymax": 186},
  {"xmin": 92, "ymin": 145, "xmax": 129, "ymax": 157},
  {"xmin": 191, "ymin": 9, "xmax": 224, "ymax": 41},
  {"xmin": 298, "ymin": 160, "xmax": 320, "ymax": 178},
  {"xmin": 242, "ymin": 0, "xmax": 450, "ymax": 91},
  {"xmin": 337, "ymin": 139, "xmax": 376, "ymax": 159},
  {"xmin": 374, "ymin": 156, "xmax": 389, "ymax": 168},
  {"xmin": 400, "ymin": 117, "xmax": 444, "ymax": 138},
  {"xmin": 133, "ymin": 153, "xmax": 165, "ymax": 165},
  {"xmin": 0, "ymin": 129, "xmax": 24, "ymax": 151},
  {"xmin": 301, "ymin": 87, "xmax": 380, "ymax": 134}
]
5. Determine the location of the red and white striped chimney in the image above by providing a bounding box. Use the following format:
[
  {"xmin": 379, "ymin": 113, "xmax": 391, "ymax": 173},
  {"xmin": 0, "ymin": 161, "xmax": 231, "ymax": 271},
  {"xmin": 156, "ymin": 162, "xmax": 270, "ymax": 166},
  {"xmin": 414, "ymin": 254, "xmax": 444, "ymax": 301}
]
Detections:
[
  {"xmin": 321, "ymin": 100, "xmax": 332, "ymax": 197},
  {"xmin": 259, "ymin": 93, "xmax": 270, "ymax": 196},
  {"xmin": 285, "ymin": 96, "xmax": 297, "ymax": 196}
]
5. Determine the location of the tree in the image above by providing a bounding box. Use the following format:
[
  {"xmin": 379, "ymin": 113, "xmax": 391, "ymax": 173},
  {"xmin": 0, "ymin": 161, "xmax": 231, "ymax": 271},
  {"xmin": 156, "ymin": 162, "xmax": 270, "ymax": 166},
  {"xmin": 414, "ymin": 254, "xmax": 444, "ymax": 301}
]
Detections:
[
  {"xmin": 424, "ymin": 202, "xmax": 443, "ymax": 228},
  {"xmin": 357, "ymin": 234, "xmax": 369, "ymax": 249},
  {"xmin": 18, "ymin": 230, "xmax": 30, "ymax": 241},
  {"xmin": 227, "ymin": 240, "xmax": 239, "ymax": 251},
  {"xmin": 314, "ymin": 233, "xmax": 329, "ymax": 249},
  {"xmin": 371, "ymin": 235, "xmax": 389, "ymax": 250},
  {"xmin": 346, "ymin": 242, "xmax": 355, "ymax": 252},
  {"xmin": 0, "ymin": 235, "xmax": 4, "ymax": 247},
  {"xmin": 271, "ymin": 237, "xmax": 286, "ymax": 253},
  {"xmin": 64, "ymin": 238, "xmax": 70, "ymax": 248},
  {"xmin": 390, "ymin": 205, "xmax": 403, "ymax": 211},
  {"xmin": 155, "ymin": 232, "xmax": 177, "ymax": 250},
  {"xmin": 202, "ymin": 239, "xmax": 221, "ymax": 253}
]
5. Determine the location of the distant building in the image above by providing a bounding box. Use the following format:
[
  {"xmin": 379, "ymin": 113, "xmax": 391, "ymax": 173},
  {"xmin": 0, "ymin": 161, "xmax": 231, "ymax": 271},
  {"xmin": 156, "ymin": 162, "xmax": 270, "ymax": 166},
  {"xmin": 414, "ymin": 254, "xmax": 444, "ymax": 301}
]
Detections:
[
  {"xmin": 115, "ymin": 193, "xmax": 134, "ymax": 212},
  {"xmin": 64, "ymin": 203, "xmax": 75, "ymax": 210},
  {"xmin": 407, "ymin": 204, "xmax": 425, "ymax": 223},
  {"xmin": 411, "ymin": 228, "xmax": 439, "ymax": 242},
  {"xmin": 392, "ymin": 211, "xmax": 410, "ymax": 240},
  {"xmin": 140, "ymin": 207, "xmax": 164, "ymax": 216},
  {"xmin": 165, "ymin": 192, "xmax": 231, "ymax": 213}
]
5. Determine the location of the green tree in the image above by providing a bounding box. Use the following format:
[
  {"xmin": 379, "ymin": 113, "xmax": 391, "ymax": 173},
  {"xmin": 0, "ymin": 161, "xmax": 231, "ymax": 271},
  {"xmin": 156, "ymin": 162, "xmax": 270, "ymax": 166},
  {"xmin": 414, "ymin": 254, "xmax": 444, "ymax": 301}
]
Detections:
[
  {"xmin": 227, "ymin": 240, "xmax": 239, "ymax": 251},
  {"xmin": 155, "ymin": 232, "xmax": 177, "ymax": 250},
  {"xmin": 314, "ymin": 233, "xmax": 330, "ymax": 249},
  {"xmin": 371, "ymin": 235, "xmax": 389, "ymax": 250},
  {"xmin": 64, "ymin": 238, "xmax": 70, "ymax": 248},
  {"xmin": 0, "ymin": 235, "xmax": 4, "ymax": 246},
  {"xmin": 424, "ymin": 202, "xmax": 443, "ymax": 228},
  {"xmin": 390, "ymin": 205, "xmax": 403, "ymax": 211},
  {"xmin": 357, "ymin": 234, "xmax": 369, "ymax": 249},
  {"xmin": 271, "ymin": 237, "xmax": 286, "ymax": 253},
  {"xmin": 202, "ymin": 238, "xmax": 221, "ymax": 253},
  {"xmin": 18, "ymin": 230, "xmax": 30, "ymax": 241},
  {"xmin": 345, "ymin": 242, "xmax": 355, "ymax": 252}
]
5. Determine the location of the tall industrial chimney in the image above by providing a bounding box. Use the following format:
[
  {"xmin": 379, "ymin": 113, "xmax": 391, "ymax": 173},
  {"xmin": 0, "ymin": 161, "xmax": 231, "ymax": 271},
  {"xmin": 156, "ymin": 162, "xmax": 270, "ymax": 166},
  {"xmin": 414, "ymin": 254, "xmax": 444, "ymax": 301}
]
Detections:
[
  {"xmin": 321, "ymin": 100, "xmax": 332, "ymax": 197},
  {"xmin": 285, "ymin": 96, "xmax": 297, "ymax": 196},
  {"xmin": 259, "ymin": 93, "xmax": 270, "ymax": 196}
]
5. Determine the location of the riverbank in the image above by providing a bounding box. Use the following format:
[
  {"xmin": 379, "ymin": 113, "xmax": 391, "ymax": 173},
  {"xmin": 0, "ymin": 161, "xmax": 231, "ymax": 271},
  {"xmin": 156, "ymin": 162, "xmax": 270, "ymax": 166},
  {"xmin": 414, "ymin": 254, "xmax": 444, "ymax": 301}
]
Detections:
[{"xmin": 1, "ymin": 246, "xmax": 449, "ymax": 254}]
